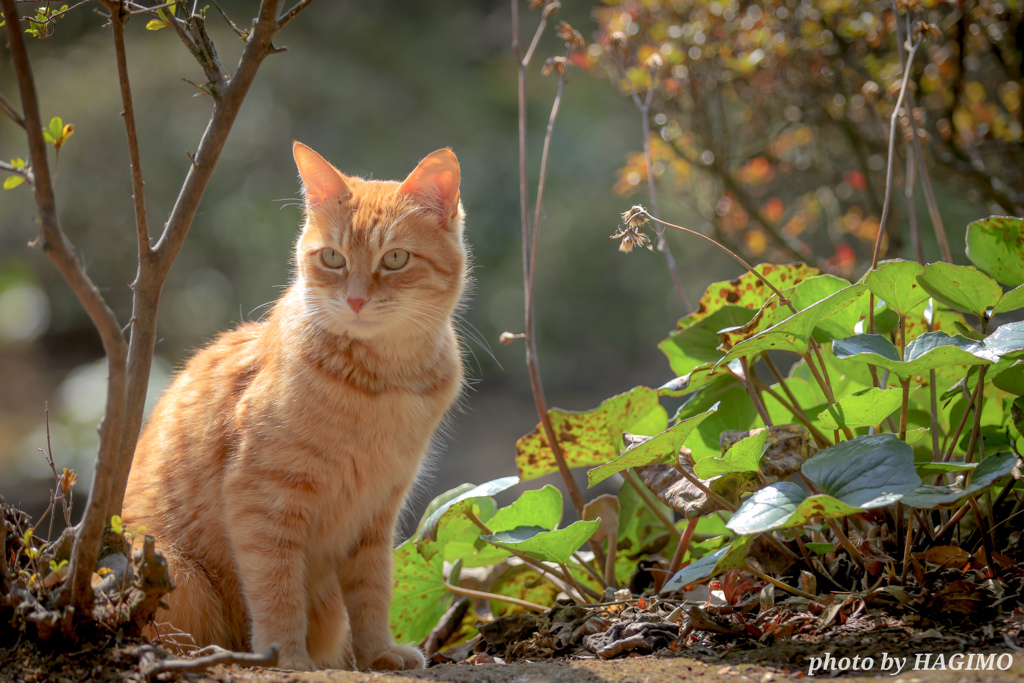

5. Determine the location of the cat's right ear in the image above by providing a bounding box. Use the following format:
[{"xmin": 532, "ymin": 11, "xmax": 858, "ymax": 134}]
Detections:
[{"xmin": 293, "ymin": 141, "xmax": 351, "ymax": 210}]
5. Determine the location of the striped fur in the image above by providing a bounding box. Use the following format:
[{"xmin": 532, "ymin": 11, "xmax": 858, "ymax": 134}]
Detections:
[{"xmin": 123, "ymin": 143, "xmax": 467, "ymax": 671}]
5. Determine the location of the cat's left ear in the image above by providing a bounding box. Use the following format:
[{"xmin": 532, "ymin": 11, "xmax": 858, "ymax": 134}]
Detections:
[
  {"xmin": 294, "ymin": 141, "xmax": 351, "ymax": 209},
  {"xmin": 399, "ymin": 148, "xmax": 461, "ymax": 224}
]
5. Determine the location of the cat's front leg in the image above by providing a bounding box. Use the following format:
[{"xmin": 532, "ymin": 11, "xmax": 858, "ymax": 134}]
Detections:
[
  {"xmin": 341, "ymin": 508, "xmax": 425, "ymax": 671},
  {"xmin": 226, "ymin": 492, "xmax": 315, "ymax": 671}
]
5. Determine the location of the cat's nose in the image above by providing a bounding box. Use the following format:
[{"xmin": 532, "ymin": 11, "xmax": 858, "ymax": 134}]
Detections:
[{"xmin": 347, "ymin": 297, "xmax": 367, "ymax": 313}]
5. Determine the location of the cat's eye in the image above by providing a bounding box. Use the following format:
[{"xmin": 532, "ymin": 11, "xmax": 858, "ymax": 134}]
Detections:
[
  {"xmin": 382, "ymin": 249, "xmax": 409, "ymax": 271},
  {"xmin": 321, "ymin": 247, "xmax": 345, "ymax": 269}
]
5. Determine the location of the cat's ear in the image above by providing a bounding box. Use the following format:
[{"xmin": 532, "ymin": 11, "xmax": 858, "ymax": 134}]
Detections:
[
  {"xmin": 399, "ymin": 148, "xmax": 461, "ymax": 223},
  {"xmin": 293, "ymin": 141, "xmax": 351, "ymax": 209}
]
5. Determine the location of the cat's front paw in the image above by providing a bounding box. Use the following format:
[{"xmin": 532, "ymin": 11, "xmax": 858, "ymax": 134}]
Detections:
[
  {"xmin": 276, "ymin": 655, "xmax": 317, "ymax": 672},
  {"xmin": 368, "ymin": 644, "xmax": 425, "ymax": 671}
]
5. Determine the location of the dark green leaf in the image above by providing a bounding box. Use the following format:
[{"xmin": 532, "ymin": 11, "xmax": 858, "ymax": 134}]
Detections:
[
  {"xmin": 902, "ymin": 452, "xmax": 1021, "ymax": 509},
  {"xmin": 992, "ymin": 361, "xmax": 1024, "ymax": 396},
  {"xmin": 659, "ymin": 535, "xmax": 752, "ymax": 594},
  {"xmin": 802, "ymin": 433, "xmax": 921, "ymax": 508},
  {"xmin": 833, "ymin": 332, "xmax": 994, "ymax": 378}
]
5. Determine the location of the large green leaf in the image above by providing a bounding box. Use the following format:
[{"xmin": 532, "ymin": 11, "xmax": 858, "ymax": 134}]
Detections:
[
  {"xmin": 482, "ymin": 519, "xmax": 601, "ymax": 565},
  {"xmin": 984, "ymin": 322, "xmax": 1024, "ymax": 361},
  {"xmin": 488, "ymin": 485, "xmax": 563, "ymax": 532},
  {"xmin": 587, "ymin": 403, "xmax": 718, "ymax": 487},
  {"xmin": 693, "ymin": 429, "xmax": 767, "ymax": 479},
  {"xmin": 727, "ymin": 483, "xmax": 864, "ymax": 535},
  {"xmin": 660, "ymin": 534, "xmax": 753, "ymax": 594},
  {"xmin": 802, "ymin": 433, "xmax": 921, "ymax": 507},
  {"xmin": 864, "ymin": 260, "xmax": 929, "ymax": 317},
  {"xmin": 966, "ymin": 216, "xmax": 1024, "ymax": 287},
  {"xmin": 992, "ymin": 361, "xmax": 1024, "ymax": 396},
  {"xmin": 727, "ymin": 434, "xmax": 920, "ymax": 534},
  {"xmin": 516, "ymin": 387, "xmax": 667, "ymax": 481},
  {"xmin": 676, "ymin": 382, "xmax": 760, "ymax": 459},
  {"xmin": 902, "ymin": 452, "xmax": 1021, "ymax": 509},
  {"xmin": 816, "ymin": 386, "xmax": 903, "ymax": 430},
  {"xmin": 917, "ymin": 263, "xmax": 1003, "ymax": 319},
  {"xmin": 681, "ymin": 263, "xmax": 822, "ymax": 326},
  {"xmin": 659, "ymin": 306, "xmax": 754, "ymax": 376},
  {"xmin": 832, "ymin": 332, "xmax": 994, "ymax": 378},
  {"xmin": 719, "ymin": 284, "xmax": 867, "ymax": 363},
  {"xmin": 390, "ymin": 538, "xmax": 449, "ymax": 644}
]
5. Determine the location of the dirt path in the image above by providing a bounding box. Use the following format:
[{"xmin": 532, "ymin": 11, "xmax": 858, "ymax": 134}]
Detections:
[{"xmin": 182, "ymin": 652, "xmax": 1024, "ymax": 683}]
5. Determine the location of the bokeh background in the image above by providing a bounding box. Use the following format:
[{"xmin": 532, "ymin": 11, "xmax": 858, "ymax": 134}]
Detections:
[{"xmin": 0, "ymin": 0, "xmax": 1008, "ymax": 537}]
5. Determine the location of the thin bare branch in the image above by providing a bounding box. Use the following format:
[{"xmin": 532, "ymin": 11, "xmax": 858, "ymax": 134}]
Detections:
[
  {"xmin": 276, "ymin": 0, "xmax": 315, "ymax": 30},
  {"xmin": 0, "ymin": 91, "xmax": 25, "ymax": 128},
  {"xmin": 2, "ymin": 0, "xmax": 130, "ymax": 612},
  {"xmin": 140, "ymin": 644, "xmax": 279, "ymax": 678}
]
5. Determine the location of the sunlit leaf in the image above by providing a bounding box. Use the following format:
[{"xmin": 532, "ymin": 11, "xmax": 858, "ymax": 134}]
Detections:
[
  {"xmin": 864, "ymin": 259, "xmax": 929, "ymax": 318},
  {"xmin": 983, "ymin": 322, "xmax": 1024, "ymax": 360},
  {"xmin": 816, "ymin": 386, "xmax": 903, "ymax": 430},
  {"xmin": 390, "ymin": 537, "xmax": 449, "ymax": 643},
  {"xmin": 587, "ymin": 403, "xmax": 718, "ymax": 487},
  {"xmin": 416, "ymin": 476, "xmax": 519, "ymax": 542},
  {"xmin": 966, "ymin": 216, "xmax": 1024, "ymax": 287},
  {"xmin": 693, "ymin": 428, "xmax": 766, "ymax": 479},
  {"xmin": 516, "ymin": 387, "xmax": 666, "ymax": 481},
  {"xmin": 832, "ymin": 332, "xmax": 995, "ymax": 378},
  {"xmin": 681, "ymin": 263, "xmax": 821, "ymax": 327},
  {"xmin": 994, "ymin": 284, "xmax": 1024, "ymax": 315},
  {"xmin": 659, "ymin": 306, "xmax": 753, "ymax": 376},
  {"xmin": 917, "ymin": 262, "xmax": 1002, "ymax": 319},
  {"xmin": 482, "ymin": 519, "xmax": 600, "ymax": 565},
  {"xmin": 3, "ymin": 176, "xmax": 24, "ymax": 190}
]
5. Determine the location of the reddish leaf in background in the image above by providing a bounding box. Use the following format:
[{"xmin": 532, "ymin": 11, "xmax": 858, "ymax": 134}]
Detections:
[{"xmin": 843, "ymin": 170, "xmax": 867, "ymax": 191}]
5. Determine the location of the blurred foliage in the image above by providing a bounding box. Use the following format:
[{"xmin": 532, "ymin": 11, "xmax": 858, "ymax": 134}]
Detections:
[{"xmin": 586, "ymin": 0, "xmax": 1022, "ymax": 272}]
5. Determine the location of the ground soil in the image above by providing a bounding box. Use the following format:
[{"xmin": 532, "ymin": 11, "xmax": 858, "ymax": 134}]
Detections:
[{"xmin": 4, "ymin": 631, "xmax": 1023, "ymax": 682}]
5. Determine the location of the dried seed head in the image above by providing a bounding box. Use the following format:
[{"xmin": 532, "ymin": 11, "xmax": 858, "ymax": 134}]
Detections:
[
  {"xmin": 861, "ymin": 80, "xmax": 881, "ymax": 101},
  {"xmin": 913, "ymin": 21, "xmax": 941, "ymax": 41},
  {"xmin": 621, "ymin": 204, "xmax": 651, "ymax": 228},
  {"xmin": 611, "ymin": 206, "xmax": 654, "ymax": 253},
  {"xmin": 542, "ymin": 0, "xmax": 561, "ymax": 19},
  {"xmin": 499, "ymin": 332, "xmax": 525, "ymax": 345},
  {"xmin": 542, "ymin": 56, "xmax": 569, "ymax": 76},
  {"xmin": 644, "ymin": 52, "xmax": 665, "ymax": 73},
  {"xmin": 895, "ymin": 0, "xmax": 923, "ymax": 13},
  {"xmin": 557, "ymin": 21, "xmax": 585, "ymax": 49}
]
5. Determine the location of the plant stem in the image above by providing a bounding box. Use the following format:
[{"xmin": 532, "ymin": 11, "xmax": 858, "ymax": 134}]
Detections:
[
  {"xmin": 741, "ymin": 357, "xmax": 773, "ymax": 427},
  {"xmin": 755, "ymin": 381, "xmax": 830, "ymax": 448},
  {"xmin": 745, "ymin": 565, "xmax": 817, "ymax": 601},
  {"xmin": 968, "ymin": 498, "xmax": 1000, "ymax": 584},
  {"xmin": 899, "ymin": 378, "xmax": 910, "ymax": 442},
  {"xmin": 511, "ymin": 0, "xmax": 588, "ymax": 520},
  {"xmin": 871, "ymin": 34, "xmax": 921, "ymax": 268},
  {"xmin": 899, "ymin": 504, "xmax": 915, "ymax": 585},
  {"xmin": 443, "ymin": 579, "xmax": 548, "ymax": 613},
  {"xmin": 963, "ymin": 366, "xmax": 988, "ymax": 463},
  {"xmin": 621, "ymin": 470, "xmax": 684, "ymax": 539},
  {"xmin": 640, "ymin": 213, "xmax": 797, "ymax": 315},
  {"xmin": 826, "ymin": 518, "xmax": 865, "ymax": 572},
  {"xmin": 666, "ymin": 517, "xmax": 699, "ymax": 582}
]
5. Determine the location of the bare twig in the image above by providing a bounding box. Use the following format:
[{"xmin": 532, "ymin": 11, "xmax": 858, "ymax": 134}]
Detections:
[
  {"xmin": 0, "ymin": 91, "xmax": 25, "ymax": 127},
  {"xmin": 745, "ymin": 564, "xmax": 817, "ymax": 600},
  {"xmin": 444, "ymin": 579, "xmax": 548, "ymax": 613},
  {"xmin": 140, "ymin": 644, "xmax": 279, "ymax": 678}
]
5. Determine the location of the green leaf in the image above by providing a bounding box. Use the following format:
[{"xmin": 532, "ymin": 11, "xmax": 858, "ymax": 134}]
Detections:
[
  {"xmin": 914, "ymin": 461, "xmax": 976, "ymax": 477},
  {"xmin": 146, "ymin": 18, "xmax": 168, "ymax": 30},
  {"xmin": 902, "ymin": 452, "xmax": 1021, "ymax": 509},
  {"xmin": 727, "ymin": 434, "xmax": 920, "ymax": 534},
  {"xmin": 488, "ymin": 485, "xmax": 563, "ymax": 532},
  {"xmin": 587, "ymin": 403, "xmax": 718, "ymax": 487},
  {"xmin": 389, "ymin": 538, "xmax": 449, "ymax": 643},
  {"xmin": 994, "ymin": 284, "xmax": 1024, "ymax": 316},
  {"xmin": 659, "ymin": 534, "xmax": 753, "ymax": 594},
  {"xmin": 806, "ymin": 542, "xmax": 834, "ymax": 555},
  {"xmin": 864, "ymin": 260, "xmax": 929, "ymax": 317},
  {"xmin": 693, "ymin": 429, "xmax": 767, "ymax": 479},
  {"xmin": 516, "ymin": 387, "xmax": 667, "ymax": 481},
  {"xmin": 984, "ymin": 322, "xmax": 1024, "ymax": 361},
  {"xmin": 966, "ymin": 216, "xmax": 1024, "ymax": 287},
  {"xmin": 416, "ymin": 476, "xmax": 519, "ymax": 542},
  {"xmin": 816, "ymin": 386, "xmax": 903, "ymax": 430},
  {"xmin": 48, "ymin": 116, "xmax": 63, "ymax": 141},
  {"xmin": 802, "ymin": 433, "xmax": 921, "ymax": 507},
  {"xmin": 917, "ymin": 263, "xmax": 1003, "ymax": 319},
  {"xmin": 482, "ymin": 519, "xmax": 601, "ymax": 565},
  {"xmin": 3, "ymin": 176, "xmax": 24, "ymax": 190},
  {"xmin": 727, "ymin": 482, "xmax": 863, "ymax": 534},
  {"xmin": 992, "ymin": 361, "xmax": 1024, "ymax": 396},
  {"xmin": 719, "ymin": 284, "xmax": 867, "ymax": 364},
  {"xmin": 832, "ymin": 332, "xmax": 994, "ymax": 379},
  {"xmin": 110, "ymin": 515, "xmax": 123, "ymax": 535},
  {"xmin": 659, "ymin": 306, "xmax": 754, "ymax": 376}
]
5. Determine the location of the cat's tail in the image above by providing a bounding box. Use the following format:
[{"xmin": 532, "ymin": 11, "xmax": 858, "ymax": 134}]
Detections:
[{"xmin": 133, "ymin": 536, "xmax": 248, "ymax": 654}]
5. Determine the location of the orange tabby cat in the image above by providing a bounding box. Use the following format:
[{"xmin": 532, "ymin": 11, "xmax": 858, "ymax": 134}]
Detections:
[{"xmin": 122, "ymin": 142, "xmax": 467, "ymax": 671}]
